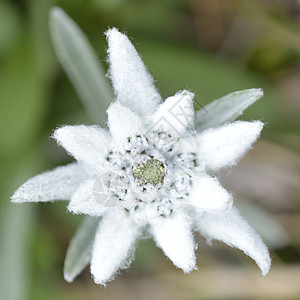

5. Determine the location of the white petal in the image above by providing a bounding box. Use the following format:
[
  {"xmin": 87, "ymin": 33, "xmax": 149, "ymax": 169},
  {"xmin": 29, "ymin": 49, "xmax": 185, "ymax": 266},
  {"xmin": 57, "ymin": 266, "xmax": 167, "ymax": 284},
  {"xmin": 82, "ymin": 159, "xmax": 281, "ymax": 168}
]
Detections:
[
  {"xmin": 151, "ymin": 90, "xmax": 195, "ymax": 138},
  {"xmin": 67, "ymin": 179, "xmax": 109, "ymax": 217},
  {"xmin": 53, "ymin": 125, "xmax": 111, "ymax": 168},
  {"xmin": 195, "ymin": 121, "xmax": 263, "ymax": 172},
  {"xmin": 11, "ymin": 163, "xmax": 87, "ymax": 203},
  {"xmin": 90, "ymin": 210, "xmax": 140, "ymax": 285},
  {"xmin": 107, "ymin": 101, "xmax": 145, "ymax": 144},
  {"xmin": 189, "ymin": 176, "xmax": 233, "ymax": 211},
  {"xmin": 149, "ymin": 213, "xmax": 196, "ymax": 273},
  {"xmin": 195, "ymin": 206, "xmax": 271, "ymax": 276},
  {"xmin": 105, "ymin": 28, "xmax": 162, "ymax": 116}
]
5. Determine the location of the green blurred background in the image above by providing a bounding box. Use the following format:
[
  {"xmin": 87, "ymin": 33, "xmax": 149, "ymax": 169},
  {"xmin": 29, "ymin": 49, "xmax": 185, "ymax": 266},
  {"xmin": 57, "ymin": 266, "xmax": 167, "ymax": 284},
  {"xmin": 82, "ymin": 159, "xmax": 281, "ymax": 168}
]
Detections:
[{"xmin": 0, "ymin": 0, "xmax": 300, "ymax": 299}]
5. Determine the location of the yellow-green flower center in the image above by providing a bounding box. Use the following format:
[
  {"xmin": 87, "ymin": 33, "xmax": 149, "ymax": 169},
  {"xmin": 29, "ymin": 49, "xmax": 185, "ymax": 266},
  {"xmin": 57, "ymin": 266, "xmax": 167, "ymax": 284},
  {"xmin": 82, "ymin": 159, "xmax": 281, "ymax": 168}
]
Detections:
[{"xmin": 133, "ymin": 158, "xmax": 165, "ymax": 186}]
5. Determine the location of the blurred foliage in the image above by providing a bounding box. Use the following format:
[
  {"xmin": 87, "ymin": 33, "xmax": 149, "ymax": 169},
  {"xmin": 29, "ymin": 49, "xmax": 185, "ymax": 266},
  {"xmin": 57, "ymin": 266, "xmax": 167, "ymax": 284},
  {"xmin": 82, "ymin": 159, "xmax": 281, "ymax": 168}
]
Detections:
[{"xmin": 0, "ymin": 0, "xmax": 300, "ymax": 299}]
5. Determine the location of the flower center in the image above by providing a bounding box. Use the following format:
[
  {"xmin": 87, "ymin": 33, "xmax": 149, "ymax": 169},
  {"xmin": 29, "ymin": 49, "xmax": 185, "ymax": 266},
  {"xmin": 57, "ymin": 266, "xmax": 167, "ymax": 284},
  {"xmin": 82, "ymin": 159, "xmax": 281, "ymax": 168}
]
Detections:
[{"xmin": 133, "ymin": 158, "xmax": 165, "ymax": 186}]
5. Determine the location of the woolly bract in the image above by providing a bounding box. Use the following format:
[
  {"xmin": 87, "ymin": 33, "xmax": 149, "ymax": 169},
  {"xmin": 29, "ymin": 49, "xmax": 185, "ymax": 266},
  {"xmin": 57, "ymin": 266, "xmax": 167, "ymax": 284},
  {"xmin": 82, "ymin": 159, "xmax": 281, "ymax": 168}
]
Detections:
[{"xmin": 12, "ymin": 27, "xmax": 271, "ymax": 285}]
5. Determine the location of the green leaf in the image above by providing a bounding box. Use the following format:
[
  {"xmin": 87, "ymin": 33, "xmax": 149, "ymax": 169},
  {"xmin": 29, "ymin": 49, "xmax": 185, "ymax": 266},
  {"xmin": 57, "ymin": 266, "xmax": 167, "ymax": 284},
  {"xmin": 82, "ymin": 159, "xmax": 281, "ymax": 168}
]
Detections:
[
  {"xmin": 0, "ymin": 38, "xmax": 47, "ymax": 157},
  {"xmin": 0, "ymin": 156, "xmax": 45, "ymax": 300},
  {"xmin": 64, "ymin": 216, "xmax": 99, "ymax": 282},
  {"xmin": 195, "ymin": 88, "xmax": 264, "ymax": 131},
  {"xmin": 0, "ymin": 0, "xmax": 21, "ymax": 55},
  {"xmin": 0, "ymin": 204, "xmax": 34, "ymax": 300},
  {"xmin": 49, "ymin": 7, "xmax": 113, "ymax": 125}
]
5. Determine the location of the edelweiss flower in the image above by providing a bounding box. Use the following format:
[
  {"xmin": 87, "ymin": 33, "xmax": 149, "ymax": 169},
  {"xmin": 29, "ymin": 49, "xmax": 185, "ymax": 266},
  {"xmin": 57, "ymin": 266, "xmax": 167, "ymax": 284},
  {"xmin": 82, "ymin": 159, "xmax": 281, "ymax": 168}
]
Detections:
[{"xmin": 12, "ymin": 28, "xmax": 271, "ymax": 285}]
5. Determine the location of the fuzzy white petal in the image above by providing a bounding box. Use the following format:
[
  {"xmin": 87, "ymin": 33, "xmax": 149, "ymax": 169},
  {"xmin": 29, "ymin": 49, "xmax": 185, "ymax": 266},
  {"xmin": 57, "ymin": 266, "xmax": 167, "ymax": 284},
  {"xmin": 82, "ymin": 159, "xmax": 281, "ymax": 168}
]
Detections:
[
  {"xmin": 151, "ymin": 90, "xmax": 194, "ymax": 137},
  {"xmin": 150, "ymin": 213, "xmax": 196, "ymax": 273},
  {"xmin": 195, "ymin": 206, "xmax": 271, "ymax": 276},
  {"xmin": 107, "ymin": 101, "xmax": 145, "ymax": 144},
  {"xmin": 105, "ymin": 28, "xmax": 161, "ymax": 116},
  {"xmin": 11, "ymin": 163, "xmax": 87, "ymax": 203},
  {"xmin": 195, "ymin": 121, "xmax": 263, "ymax": 172},
  {"xmin": 189, "ymin": 176, "xmax": 233, "ymax": 211},
  {"xmin": 53, "ymin": 125, "xmax": 111, "ymax": 169},
  {"xmin": 67, "ymin": 180, "xmax": 108, "ymax": 217},
  {"xmin": 90, "ymin": 210, "xmax": 141, "ymax": 285}
]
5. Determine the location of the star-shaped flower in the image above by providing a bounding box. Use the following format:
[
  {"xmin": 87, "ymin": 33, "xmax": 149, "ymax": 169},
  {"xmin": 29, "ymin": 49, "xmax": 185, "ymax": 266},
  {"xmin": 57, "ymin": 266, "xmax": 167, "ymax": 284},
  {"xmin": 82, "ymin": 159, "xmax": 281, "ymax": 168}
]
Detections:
[{"xmin": 12, "ymin": 28, "xmax": 271, "ymax": 285}]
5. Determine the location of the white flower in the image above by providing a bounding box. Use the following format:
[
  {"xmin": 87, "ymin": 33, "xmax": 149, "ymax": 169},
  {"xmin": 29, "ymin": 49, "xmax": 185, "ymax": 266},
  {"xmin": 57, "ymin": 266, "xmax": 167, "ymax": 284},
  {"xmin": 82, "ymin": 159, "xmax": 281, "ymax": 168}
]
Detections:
[{"xmin": 11, "ymin": 28, "xmax": 271, "ymax": 285}]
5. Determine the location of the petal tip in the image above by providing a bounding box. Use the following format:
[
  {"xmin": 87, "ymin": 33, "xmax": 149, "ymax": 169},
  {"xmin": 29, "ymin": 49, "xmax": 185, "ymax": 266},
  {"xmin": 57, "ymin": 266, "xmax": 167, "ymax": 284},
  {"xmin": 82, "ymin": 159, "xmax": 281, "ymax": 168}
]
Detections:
[
  {"xmin": 106, "ymin": 101, "xmax": 122, "ymax": 114},
  {"xmin": 259, "ymin": 253, "xmax": 272, "ymax": 277},
  {"xmin": 66, "ymin": 203, "xmax": 77, "ymax": 215},
  {"xmin": 180, "ymin": 89, "xmax": 195, "ymax": 98},
  {"xmin": 105, "ymin": 27, "xmax": 129, "ymax": 47},
  {"xmin": 49, "ymin": 6, "xmax": 64, "ymax": 18},
  {"xmin": 248, "ymin": 88, "xmax": 264, "ymax": 99},
  {"xmin": 261, "ymin": 269, "xmax": 270, "ymax": 277},
  {"xmin": 51, "ymin": 126, "xmax": 67, "ymax": 142},
  {"xmin": 92, "ymin": 276, "xmax": 107, "ymax": 286},
  {"xmin": 63, "ymin": 272, "xmax": 74, "ymax": 283},
  {"xmin": 181, "ymin": 263, "xmax": 197, "ymax": 274},
  {"xmin": 255, "ymin": 120, "xmax": 264, "ymax": 130},
  {"xmin": 10, "ymin": 196, "xmax": 19, "ymax": 203},
  {"xmin": 105, "ymin": 27, "xmax": 120, "ymax": 38},
  {"xmin": 247, "ymin": 120, "xmax": 264, "ymax": 139},
  {"xmin": 261, "ymin": 264, "xmax": 271, "ymax": 277},
  {"xmin": 10, "ymin": 190, "xmax": 28, "ymax": 203},
  {"xmin": 90, "ymin": 261, "xmax": 115, "ymax": 286},
  {"xmin": 257, "ymin": 88, "xmax": 264, "ymax": 97},
  {"xmin": 189, "ymin": 176, "xmax": 233, "ymax": 212}
]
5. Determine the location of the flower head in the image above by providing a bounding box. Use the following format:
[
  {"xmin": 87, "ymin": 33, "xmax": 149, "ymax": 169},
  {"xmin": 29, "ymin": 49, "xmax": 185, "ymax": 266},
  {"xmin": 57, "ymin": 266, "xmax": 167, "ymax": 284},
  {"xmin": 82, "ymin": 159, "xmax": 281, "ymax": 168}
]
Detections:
[{"xmin": 12, "ymin": 27, "xmax": 271, "ymax": 285}]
